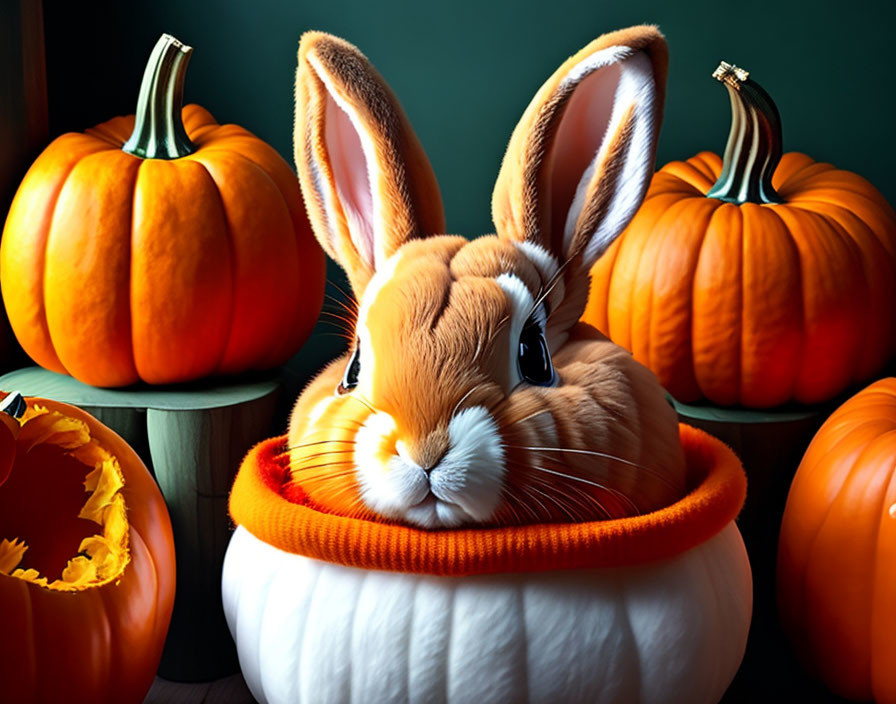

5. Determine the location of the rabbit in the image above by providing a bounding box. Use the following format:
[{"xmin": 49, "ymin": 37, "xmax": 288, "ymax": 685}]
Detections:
[{"xmin": 283, "ymin": 25, "xmax": 687, "ymax": 529}]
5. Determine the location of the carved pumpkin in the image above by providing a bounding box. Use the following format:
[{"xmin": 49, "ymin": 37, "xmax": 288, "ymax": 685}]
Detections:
[
  {"xmin": 0, "ymin": 391, "xmax": 175, "ymax": 703},
  {"xmin": 777, "ymin": 378, "xmax": 896, "ymax": 701},
  {"xmin": 583, "ymin": 62, "xmax": 896, "ymax": 408},
  {"xmin": 0, "ymin": 34, "xmax": 325, "ymax": 387}
]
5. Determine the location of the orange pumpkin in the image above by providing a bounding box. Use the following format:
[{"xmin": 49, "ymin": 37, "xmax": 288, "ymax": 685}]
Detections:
[
  {"xmin": 0, "ymin": 390, "xmax": 175, "ymax": 703},
  {"xmin": 777, "ymin": 378, "xmax": 896, "ymax": 701},
  {"xmin": 0, "ymin": 34, "xmax": 325, "ymax": 387},
  {"xmin": 583, "ymin": 61, "xmax": 896, "ymax": 408}
]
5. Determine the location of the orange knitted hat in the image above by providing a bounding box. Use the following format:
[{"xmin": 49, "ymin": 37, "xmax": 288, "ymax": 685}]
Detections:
[{"xmin": 228, "ymin": 424, "xmax": 745, "ymax": 576}]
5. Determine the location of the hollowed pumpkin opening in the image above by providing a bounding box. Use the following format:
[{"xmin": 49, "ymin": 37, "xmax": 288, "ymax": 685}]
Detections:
[{"xmin": 0, "ymin": 404, "xmax": 129, "ymax": 591}]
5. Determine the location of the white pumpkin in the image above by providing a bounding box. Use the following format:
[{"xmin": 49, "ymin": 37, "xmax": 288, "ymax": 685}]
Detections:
[{"xmin": 222, "ymin": 522, "xmax": 751, "ymax": 704}]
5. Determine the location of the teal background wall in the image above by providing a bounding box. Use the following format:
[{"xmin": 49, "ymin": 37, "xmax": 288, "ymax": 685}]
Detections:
[{"xmin": 39, "ymin": 0, "xmax": 896, "ymax": 396}]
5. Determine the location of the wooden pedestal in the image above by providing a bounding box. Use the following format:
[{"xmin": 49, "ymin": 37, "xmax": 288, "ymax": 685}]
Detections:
[
  {"xmin": 673, "ymin": 398, "xmax": 845, "ymax": 702},
  {"xmin": 0, "ymin": 366, "xmax": 280, "ymax": 683}
]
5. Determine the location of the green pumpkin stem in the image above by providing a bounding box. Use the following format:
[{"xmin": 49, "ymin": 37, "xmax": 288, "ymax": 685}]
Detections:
[
  {"xmin": 0, "ymin": 392, "xmax": 26, "ymax": 419},
  {"xmin": 706, "ymin": 62, "xmax": 784, "ymax": 204},
  {"xmin": 122, "ymin": 34, "xmax": 195, "ymax": 159}
]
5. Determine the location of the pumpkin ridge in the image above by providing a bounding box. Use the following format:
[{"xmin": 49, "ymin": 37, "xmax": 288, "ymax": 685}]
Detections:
[
  {"xmin": 802, "ymin": 201, "xmax": 894, "ymax": 380},
  {"xmin": 811, "ymin": 207, "xmax": 869, "ymax": 387},
  {"xmin": 37, "ymin": 156, "xmax": 84, "ymax": 377},
  {"xmin": 770, "ymin": 152, "xmax": 816, "ymax": 187},
  {"xmin": 687, "ymin": 151, "xmax": 722, "ymax": 185},
  {"xmin": 185, "ymin": 154, "xmax": 240, "ymax": 376},
  {"xmin": 45, "ymin": 148, "xmax": 141, "ymax": 386},
  {"xmin": 647, "ymin": 198, "xmax": 714, "ymax": 398},
  {"xmin": 753, "ymin": 204, "xmax": 806, "ymax": 402},
  {"xmin": 735, "ymin": 204, "xmax": 751, "ymax": 402},
  {"xmin": 798, "ymin": 430, "xmax": 876, "ymax": 666},
  {"xmin": 198, "ymin": 148, "xmax": 304, "ymax": 370},
  {"xmin": 869, "ymin": 431, "xmax": 896, "ymax": 695},
  {"xmin": 693, "ymin": 201, "xmax": 744, "ymax": 403},
  {"xmin": 785, "ymin": 193, "xmax": 896, "ymax": 259},
  {"xmin": 657, "ymin": 162, "xmax": 714, "ymax": 193},
  {"xmin": 832, "ymin": 434, "xmax": 893, "ymax": 689},
  {"xmin": 774, "ymin": 161, "xmax": 839, "ymax": 195},
  {"xmin": 788, "ymin": 207, "xmax": 866, "ymax": 401}
]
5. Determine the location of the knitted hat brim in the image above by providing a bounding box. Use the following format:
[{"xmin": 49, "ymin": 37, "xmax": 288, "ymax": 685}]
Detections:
[{"xmin": 229, "ymin": 424, "xmax": 745, "ymax": 576}]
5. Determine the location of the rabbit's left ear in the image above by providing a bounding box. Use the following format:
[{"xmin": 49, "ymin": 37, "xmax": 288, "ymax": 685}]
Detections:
[
  {"xmin": 295, "ymin": 32, "xmax": 446, "ymax": 294},
  {"xmin": 493, "ymin": 26, "xmax": 667, "ymax": 274}
]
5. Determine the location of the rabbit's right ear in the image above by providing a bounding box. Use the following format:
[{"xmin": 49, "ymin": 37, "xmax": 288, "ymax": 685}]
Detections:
[
  {"xmin": 295, "ymin": 32, "xmax": 446, "ymax": 294},
  {"xmin": 492, "ymin": 26, "xmax": 667, "ymax": 282}
]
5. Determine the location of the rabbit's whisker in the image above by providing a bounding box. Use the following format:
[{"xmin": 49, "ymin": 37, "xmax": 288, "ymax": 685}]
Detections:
[
  {"xmin": 529, "ymin": 475, "xmax": 611, "ymax": 520},
  {"xmin": 508, "ymin": 488, "xmax": 542, "ymax": 522},
  {"xmin": 345, "ymin": 393, "xmax": 377, "ymax": 414},
  {"xmin": 290, "ymin": 426, "xmax": 363, "ymax": 441},
  {"xmin": 306, "ymin": 417, "xmax": 367, "ymax": 431},
  {"xmin": 482, "ymin": 314, "xmax": 511, "ymax": 355},
  {"xmin": 504, "ymin": 444, "xmax": 647, "ymax": 472},
  {"xmin": 509, "ymin": 483, "xmax": 553, "ymax": 522},
  {"xmin": 498, "ymin": 493, "xmax": 525, "ymax": 524},
  {"xmin": 505, "ymin": 457, "xmax": 640, "ymax": 516},
  {"xmin": 320, "ymin": 309, "xmax": 356, "ymax": 324},
  {"xmin": 319, "ymin": 311, "xmax": 358, "ymax": 335},
  {"xmin": 326, "ymin": 278, "xmax": 359, "ymax": 312},
  {"xmin": 317, "ymin": 331, "xmax": 357, "ymax": 342},
  {"xmin": 325, "ymin": 293, "xmax": 359, "ymax": 318},
  {"xmin": 285, "ymin": 439, "xmax": 357, "ymax": 452},
  {"xmin": 513, "ymin": 467, "xmax": 599, "ymax": 521},
  {"xmin": 289, "ymin": 460, "xmax": 355, "ymax": 474},
  {"xmin": 290, "ymin": 449, "xmax": 356, "ymax": 464},
  {"xmin": 502, "ymin": 408, "xmax": 555, "ymax": 427},
  {"xmin": 526, "ymin": 480, "xmax": 580, "ymax": 522},
  {"xmin": 299, "ymin": 469, "xmax": 359, "ymax": 484},
  {"xmin": 526, "ymin": 231, "xmax": 595, "ymax": 323},
  {"xmin": 450, "ymin": 381, "xmax": 490, "ymax": 421}
]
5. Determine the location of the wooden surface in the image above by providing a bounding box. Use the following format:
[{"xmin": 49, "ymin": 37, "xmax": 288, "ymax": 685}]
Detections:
[
  {"xmin": 145, "ymin": 675, "xmax": 255, "ymax": 704},
  {"xmin": 0, "ymin": 366, "xmax": 281, "ymax": 682}
]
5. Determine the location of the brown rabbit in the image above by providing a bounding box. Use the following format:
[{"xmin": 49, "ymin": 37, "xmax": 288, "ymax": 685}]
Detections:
[{"xmin": 284, "ymin": 26, "xmax": 686, "ymax": 529}]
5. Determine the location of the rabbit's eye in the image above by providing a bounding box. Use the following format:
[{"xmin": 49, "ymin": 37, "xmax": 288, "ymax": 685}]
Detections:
[
  {"xmin": 518, "ymin": 320, "xmax": 554, "ymax": 386},
  {"xmin": 337, "ymin": 346, "xmax": 361, "ymax": 394}
]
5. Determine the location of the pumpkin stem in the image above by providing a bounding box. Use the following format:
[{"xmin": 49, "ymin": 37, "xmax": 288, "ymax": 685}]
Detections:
[
  {"xmin": 122, "ymin": 34, "xmax": 195, "ymax": 159},
  {"xmin": 0, "ymin": 392, "xmax": 25, "ymax": 419},
  {"xmin": 706, "ymin": 61, "xmax": 784, "ymax": 204}
]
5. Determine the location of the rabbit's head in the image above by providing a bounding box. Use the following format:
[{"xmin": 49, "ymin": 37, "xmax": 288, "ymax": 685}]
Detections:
[{"xmin": 285, "ymin": 27, "xmax": 686, "ymax": 529}]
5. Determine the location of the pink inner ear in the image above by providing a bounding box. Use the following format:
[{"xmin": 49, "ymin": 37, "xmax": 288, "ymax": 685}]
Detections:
[
  {"xmin": 325, "ymin": 94, "xmax": 376, "ymax": 268},
  {"xmin": 548, "ymin": 62, "xmax": 621, "ymax": 249}
]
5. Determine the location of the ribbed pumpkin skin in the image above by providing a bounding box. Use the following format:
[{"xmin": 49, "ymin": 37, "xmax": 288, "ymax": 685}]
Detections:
[
  {"xmin": 223, "ymin": 523, "xmax": 751, "ymax": 704},
  {"xmin": 777, "ymin": 378, "xmax": 896, "ymax": 702},
  {"xmin": 0, "ymin": 396, "xmax": 175, "ymax": 704},
  {"xmin": 584, "ymin": 151, "xmax": 896, "ymax": 407},
  {"xmin": 0, "ymin": 105, "xmax": 325, "ymax": 387}
]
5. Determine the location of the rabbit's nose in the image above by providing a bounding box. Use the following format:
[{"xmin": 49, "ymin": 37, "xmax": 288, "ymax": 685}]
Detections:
[{"xmin": 399, "ymin": 427, "xmax": 450, "ymax": 473}]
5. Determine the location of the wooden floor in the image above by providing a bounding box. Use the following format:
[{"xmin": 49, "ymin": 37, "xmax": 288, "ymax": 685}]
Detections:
[{"xmin": 144, "ymin": 675, "xmax": 256, "ymax": 704}]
